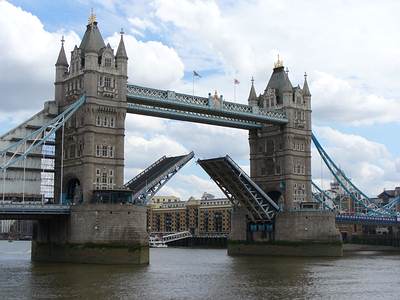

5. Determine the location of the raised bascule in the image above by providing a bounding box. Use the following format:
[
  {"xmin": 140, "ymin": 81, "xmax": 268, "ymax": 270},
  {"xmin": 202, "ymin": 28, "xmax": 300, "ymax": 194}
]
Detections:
[{"xmin": 1, "ymin": 16, "xmax": 397, "ymax": 263}]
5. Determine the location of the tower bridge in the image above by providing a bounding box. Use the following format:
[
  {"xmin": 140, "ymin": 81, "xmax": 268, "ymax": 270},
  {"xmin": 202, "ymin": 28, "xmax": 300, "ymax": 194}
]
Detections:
[{"xmin": 0, "ymin": 16, "xmax": 395, "ymax": 263}]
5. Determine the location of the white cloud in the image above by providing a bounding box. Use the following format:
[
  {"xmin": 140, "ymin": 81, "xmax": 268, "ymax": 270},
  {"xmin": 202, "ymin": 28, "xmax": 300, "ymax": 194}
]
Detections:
[
  {"xmin": 311, "ymin": 72, "xmax": 400, "ymax": 125},
  {"xmin": 151, "ymin": 0, "xmax": 400, "ymax": 124},
  {"xmin": 0, "ymin": 1, "xmax": 80, "ymax": 111},
  {"xmin": 107, "ymin": 32, "xmax": 184, "ymax": 89},
  {"xmin": 128, "ymin": 17, "xmax": 158, "ymax": 36},
  {"xmin": 125, "ymin": 134, "xmax": 189, "ymax": 169}
]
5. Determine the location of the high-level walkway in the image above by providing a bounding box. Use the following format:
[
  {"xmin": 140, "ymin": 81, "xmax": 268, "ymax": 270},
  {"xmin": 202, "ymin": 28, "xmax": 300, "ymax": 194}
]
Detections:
[{"xmin": 126, "ymin": 84, "xmax": 288, "ymax": 129}]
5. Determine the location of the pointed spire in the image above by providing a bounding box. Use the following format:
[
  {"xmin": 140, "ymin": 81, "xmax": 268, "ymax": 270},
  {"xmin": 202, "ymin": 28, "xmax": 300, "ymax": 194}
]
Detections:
[
  {"xmin": 80, "ymin": 10, "xmax": 105, "ymax": 53},
  {"xmin": 248, "ymin": 76, "xmax": 257, "ymax": 101},
  {"xmin": 267, "ymin": 62, "xmax": 292, "ymax": 94},
  {"xmin": 116, "ymin": 28, "xmax": 128, "ymax": 59},
  {"xmin": 56, "ymin": 36, "xmax": 68, "ymax": 67},
  {"xmin": 303, "ymin": 72, "xmax": 311, "ymax": 97}
]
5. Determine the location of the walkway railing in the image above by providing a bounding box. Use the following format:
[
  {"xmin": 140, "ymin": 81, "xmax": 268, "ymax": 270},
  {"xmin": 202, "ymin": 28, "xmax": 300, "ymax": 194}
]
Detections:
[{"xmin": 126, "ymin": 84, "xmax": 288, "ymax": 128}]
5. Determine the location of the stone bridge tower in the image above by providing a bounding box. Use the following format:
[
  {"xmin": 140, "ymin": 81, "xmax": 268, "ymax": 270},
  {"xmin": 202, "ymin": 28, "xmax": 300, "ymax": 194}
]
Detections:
[
  {"xmin": 54, "ymin": 14, "xmax": 128, "ymax": 203},
  {"xmin": 248, "ymin": 58, "xmax": 312, "ymax": 210}
]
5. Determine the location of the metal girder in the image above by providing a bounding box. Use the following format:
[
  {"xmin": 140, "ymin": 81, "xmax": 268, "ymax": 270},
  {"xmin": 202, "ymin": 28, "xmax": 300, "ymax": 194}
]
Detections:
[
  {"xmin": 126, "ymin": 84, "xmax": 288, "ymax": 126},
  {"xmin": 0, "ymin": 96, "xmax": 85, "ymax": 170},
  {"xmin": 127, "ymin": 103, "xmax": 263, "ymax": 130},
  {"xmin": 198, "ymin": 155, "xmax": 280, "ymax": 222},
  {"xmin": 336, "ymin": 214, "xmax": 399, "ymax": 226},
  {"xmin": 312, "ymin": 133, "xmax": 396, "ymax": 217},
  {"xmin": 162, "ymin": 231, "xmax": 192, "ymax": 243},
  {"xmin": 124, "ymin": 152, "xmax": 194, "ymax": 204},
  {"xmin": 311, "ymin": 181, "xmax": 336, "ymax": 211}
]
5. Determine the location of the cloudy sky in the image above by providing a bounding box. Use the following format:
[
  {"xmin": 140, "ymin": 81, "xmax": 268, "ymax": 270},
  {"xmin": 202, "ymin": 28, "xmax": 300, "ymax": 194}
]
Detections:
[{"xmin": 1, "ymin": 0, "xmax": 400, "ymax": 200}]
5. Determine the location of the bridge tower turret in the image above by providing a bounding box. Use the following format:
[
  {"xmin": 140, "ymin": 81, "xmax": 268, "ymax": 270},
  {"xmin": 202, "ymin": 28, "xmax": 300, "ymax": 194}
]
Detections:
[
  {"xmin": 249, "ymin": 58, "xmax": 312, "ymax": 210},
  {"xmin": 54, "ymin": 13, "xmax": 127, "ymax": 204},
  {"xmin": 55, "ymin": 37, "xmax": 69, "ymax": 106},
  {"xmin": 248, "ymin": 77, "xmax": 258, "ymax": 109}
]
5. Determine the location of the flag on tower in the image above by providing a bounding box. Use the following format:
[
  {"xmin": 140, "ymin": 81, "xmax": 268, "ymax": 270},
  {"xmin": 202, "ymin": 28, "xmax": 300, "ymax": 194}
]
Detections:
[
  {"xmin": 234, "ymin": 78, "xmax": 240, "ymax": 85},
  {"xmin": 193, "ymin": 71, "xmax": 201, "ymax": 78}
]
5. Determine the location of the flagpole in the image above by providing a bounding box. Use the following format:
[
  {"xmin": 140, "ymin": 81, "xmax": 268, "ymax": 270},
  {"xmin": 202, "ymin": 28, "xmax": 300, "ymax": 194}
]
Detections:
[
  {"xmin": 234, "ymin": 81, "xmax": 236, "ymax": 102},
  {"xmin": 192, "ymin": 71, "xmax": 195, "ymax": 99}
]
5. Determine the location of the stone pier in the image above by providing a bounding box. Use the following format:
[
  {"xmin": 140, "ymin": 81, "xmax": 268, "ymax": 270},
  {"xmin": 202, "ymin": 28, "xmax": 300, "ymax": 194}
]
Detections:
[
  {"xmin": 32, "ymin": 204, "xmax": 149, "ymax": 264},
  {"xmin": 228, "ymin": 210, "xmax": 342, "ymax": 257}
]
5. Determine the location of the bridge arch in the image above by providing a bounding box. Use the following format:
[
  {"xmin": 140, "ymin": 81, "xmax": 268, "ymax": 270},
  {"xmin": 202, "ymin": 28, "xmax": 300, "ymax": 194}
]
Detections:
[{"xmin": 65, "ymin": 177, "xmax": 82, "ymax": 204}]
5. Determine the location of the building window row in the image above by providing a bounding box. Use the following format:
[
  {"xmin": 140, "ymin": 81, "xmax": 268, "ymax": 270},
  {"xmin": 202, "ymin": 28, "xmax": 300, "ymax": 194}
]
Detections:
[
  {"xmin": 94, "ymin": 168, "xmax": 114, "ymax": 190},
  {"xmin": 98, "ymin": 76, "xmax": 115, "ymax": 88},
  {"xmin": 295, "ymin": 110, "xmax": 305, "ymax": 121},
  {"xmin": 64, "ymin": 141, "xmax": 84, "ymax": 159},
  {"xmin": 96, "ymin": 114, "xmax": 115, "ymax": 128},
  {"xmin": 293, "ymin": 162, "xmax": 305, "ymax": 175},
  {"xmin": 293, "ymin": 183, "xmax": 306, "ymax": 202},
  {"xmin": 293, "ymin": 142, "xmax": 305, "ymax": 151},
  {"xmin": 65, "ymin": 78, "xmax": 83, "ymax": 92},
  {"xmin": 95, "ymin": 145, "xmax": 115, "ymax": 158}
]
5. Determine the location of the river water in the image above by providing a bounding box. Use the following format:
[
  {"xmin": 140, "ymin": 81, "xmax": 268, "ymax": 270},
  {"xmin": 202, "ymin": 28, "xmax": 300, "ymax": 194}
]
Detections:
[{"xmin": 1, "ymin": 241, "xmax": 400, "ymax": 299}]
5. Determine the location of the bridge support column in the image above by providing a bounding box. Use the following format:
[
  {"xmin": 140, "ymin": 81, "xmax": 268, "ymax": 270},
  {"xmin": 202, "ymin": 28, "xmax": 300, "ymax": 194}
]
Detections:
[
  {"xmin": 230, "ymin": 206, "xmax": 248, "ymax": 241},
  {"xmin": 228, "ymin": 211, "xmax": 342, "ymax": 257},
  {"xmin": 32, "ymin": 204, "xmax": 149, "ymax": 264}
]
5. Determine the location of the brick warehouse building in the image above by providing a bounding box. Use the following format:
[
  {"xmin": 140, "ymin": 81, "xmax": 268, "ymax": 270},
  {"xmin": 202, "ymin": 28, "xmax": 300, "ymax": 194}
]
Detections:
[{"xmin": 147, "ymin": 194, "xmax": 232, "ymax": 236}]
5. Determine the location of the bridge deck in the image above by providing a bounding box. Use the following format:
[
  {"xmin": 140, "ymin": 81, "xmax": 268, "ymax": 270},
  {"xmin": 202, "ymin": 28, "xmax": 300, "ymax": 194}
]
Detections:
[
  {"xmin": 0, "ymin": 203, "xmax": 70, "ymax": 220},
  {"xmin": 336, "ymin": 214, "xmax": 399, "ymax": 226},
  {"xmin": 124, "ymin": 152, "xmax": 194, "ymax": 203},
  {"xmin": 198, "ymin": 155, "xmax": 280, "ymax": 222}
]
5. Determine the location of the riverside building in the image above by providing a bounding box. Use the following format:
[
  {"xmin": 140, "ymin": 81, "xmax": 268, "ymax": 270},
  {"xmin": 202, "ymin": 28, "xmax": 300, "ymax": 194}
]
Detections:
[{"xmin": 147, "ymin": 193, "xmax": 232, "ymax": 236}]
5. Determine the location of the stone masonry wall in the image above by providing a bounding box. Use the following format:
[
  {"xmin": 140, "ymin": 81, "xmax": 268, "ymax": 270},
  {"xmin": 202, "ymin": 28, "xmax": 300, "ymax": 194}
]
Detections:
[
  {"xmin": 275, "ymin": 211, "xmax": 341, "ymax": 242},
  {"xmin": 69, "ymin": 204, "xmax": 148, "ymax": 245}
]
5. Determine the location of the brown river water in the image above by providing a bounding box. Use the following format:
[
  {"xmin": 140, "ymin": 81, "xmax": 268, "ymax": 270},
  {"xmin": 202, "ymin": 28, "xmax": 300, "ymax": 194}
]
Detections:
[{"xmin": 1, "ymin": 241, "xmax": 400, "ymax": 299}]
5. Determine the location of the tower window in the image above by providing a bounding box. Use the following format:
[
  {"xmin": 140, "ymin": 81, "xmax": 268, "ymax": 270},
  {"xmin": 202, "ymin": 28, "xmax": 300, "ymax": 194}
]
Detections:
[
  {"xmin": 104, "ymin": 77, "xmax": 111, "ymax": 88},
  {"xmin": 102, "ymin": 145, "xmax": 108, "ymax": 157},
  {"xmin": 96, "ymin": 145, "xmax": 101, "ymax": 157},
  {"xmin": 105, "ymin": 58, "xmax": 112, "ymax": 67},
  {"xmin": 102, "ymin": 172, "xmax": 107, "ymax": 184}
]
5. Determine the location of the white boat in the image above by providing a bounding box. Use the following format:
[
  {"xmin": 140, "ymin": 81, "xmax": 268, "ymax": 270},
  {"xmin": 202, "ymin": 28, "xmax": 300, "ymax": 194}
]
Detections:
[{"xmin": 149, "ymin": 237, "xmax": 168, "ymax": 248}]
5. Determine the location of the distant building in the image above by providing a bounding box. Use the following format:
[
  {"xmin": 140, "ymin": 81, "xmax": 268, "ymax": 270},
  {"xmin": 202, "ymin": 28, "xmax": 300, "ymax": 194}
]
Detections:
[
  {"xmin": 0, "ymin": 220, "xmax": 13, "ymax": 234},
  {"xmin": 147, "ymin": 193, "xmax": 232, "ymax": 236},
  {"xmin": 378, "ymin": 187, "xmax": 400, "ymax": 204},
  {"xmin": 149, "ymin": 195, "xmax": 180, "ymax": 207}
]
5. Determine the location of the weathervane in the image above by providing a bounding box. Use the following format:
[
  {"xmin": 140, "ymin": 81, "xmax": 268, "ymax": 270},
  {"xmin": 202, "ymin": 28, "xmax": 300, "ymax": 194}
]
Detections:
[
  {"xmin": 274, "ymin": 54, "xmax": 284, "ymax": 68},
  {"xmin": 88, "ymin": 8, "xmax": 96, "ymax": 27}
]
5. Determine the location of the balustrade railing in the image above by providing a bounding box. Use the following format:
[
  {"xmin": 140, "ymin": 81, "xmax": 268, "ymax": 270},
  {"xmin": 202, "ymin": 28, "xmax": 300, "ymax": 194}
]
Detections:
[{"xmin": 127, "ymin": 84, "xmax": 287, "ymax": 121}]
